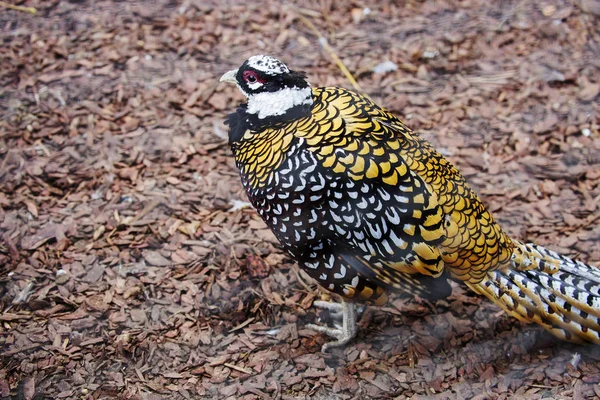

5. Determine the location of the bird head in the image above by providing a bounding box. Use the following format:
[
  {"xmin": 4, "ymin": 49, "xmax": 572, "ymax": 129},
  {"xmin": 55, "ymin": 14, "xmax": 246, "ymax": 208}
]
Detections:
[{"xmin": 220, "ymin": 55, "xmax": 313, "ymax": 120}]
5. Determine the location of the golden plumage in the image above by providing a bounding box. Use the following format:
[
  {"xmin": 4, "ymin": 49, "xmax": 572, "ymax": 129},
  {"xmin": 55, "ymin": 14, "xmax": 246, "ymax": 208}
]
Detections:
[
  {"xmin": 234, "ymin": 87, "xmax": 514, "ymax": 282},
  {"xmin": 222, "ymin": 56, "xmax": 600, "ymax": 349}
]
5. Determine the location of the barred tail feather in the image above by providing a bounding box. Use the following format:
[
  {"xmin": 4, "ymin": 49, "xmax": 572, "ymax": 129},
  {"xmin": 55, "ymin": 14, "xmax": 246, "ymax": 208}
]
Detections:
[{"xmin": 468, "ymin": 241, "xmax": 600, "ymax": 344}]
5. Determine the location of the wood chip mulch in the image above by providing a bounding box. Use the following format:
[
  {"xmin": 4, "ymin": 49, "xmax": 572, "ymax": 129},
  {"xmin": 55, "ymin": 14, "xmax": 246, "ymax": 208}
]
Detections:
[{"xmin": 1, "ymin": 0, "xmax": 599, "ymax": 399}]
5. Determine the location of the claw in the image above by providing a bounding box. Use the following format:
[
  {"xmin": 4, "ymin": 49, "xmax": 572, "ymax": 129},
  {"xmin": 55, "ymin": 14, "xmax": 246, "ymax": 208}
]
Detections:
[{"xmin": 306, "ymin": 299, "xmax": 358, "ymax": 352}]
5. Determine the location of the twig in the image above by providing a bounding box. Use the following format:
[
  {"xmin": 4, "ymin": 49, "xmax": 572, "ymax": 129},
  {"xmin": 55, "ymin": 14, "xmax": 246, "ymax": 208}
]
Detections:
[
  {"xmin": 223, "ymin": 362, "xmax": 253, "ymax": 374},
  {"xmin": 0, "ymin": 1, "xmax": 37, "ymax": 14},
  {"xmin": 128, "ymin": 198, "xmax": 162, "ymax": 225},
  {"xmin": 229, "ymin": 317, "xmax": 255, "ymax": 332},
  {"xmin": 289, "ymin": 5, "xmax": 362, "ymax": 93}
]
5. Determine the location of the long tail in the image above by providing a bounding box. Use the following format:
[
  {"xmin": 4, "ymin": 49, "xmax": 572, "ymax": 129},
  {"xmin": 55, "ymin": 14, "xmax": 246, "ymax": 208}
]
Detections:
[{"xmin": 467, "ymin": 240, "xmax": 600, "ymax": 344}]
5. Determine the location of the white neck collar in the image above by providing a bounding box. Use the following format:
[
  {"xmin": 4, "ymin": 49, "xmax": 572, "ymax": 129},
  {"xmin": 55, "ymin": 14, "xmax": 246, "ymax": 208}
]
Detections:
[{"xmin": 246, "ymin": 87, "xmax": 313, "ymax": 119}]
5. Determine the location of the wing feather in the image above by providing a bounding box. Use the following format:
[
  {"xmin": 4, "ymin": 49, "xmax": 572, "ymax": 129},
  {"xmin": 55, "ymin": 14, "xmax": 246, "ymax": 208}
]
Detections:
[{"xmin": 296, "ymin": 87, "xmax": 514, "ymax": 285}]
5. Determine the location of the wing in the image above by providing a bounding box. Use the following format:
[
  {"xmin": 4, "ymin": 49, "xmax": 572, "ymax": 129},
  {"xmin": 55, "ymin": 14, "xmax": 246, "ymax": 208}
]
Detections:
[
  {"xmin": 295, "ymin": 87, "xmax": 514, "ymax": 285},
  {"xmin": 297, "ymin": 240, "xmax": 452, "ymax": 304},
  {"xmin": 339, "ymin": 253, "xmax": 453, "ymax": 302}
]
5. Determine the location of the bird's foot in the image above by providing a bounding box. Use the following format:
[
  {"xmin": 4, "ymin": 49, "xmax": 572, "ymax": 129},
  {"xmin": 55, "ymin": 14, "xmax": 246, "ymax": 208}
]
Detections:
[
  {"xmin": 311, "ymin": 300, "xmax": 344, "ymax": 318},
  {"xmin": 306, "ymin": 299, "xmax": 358, "ymax": 352}
]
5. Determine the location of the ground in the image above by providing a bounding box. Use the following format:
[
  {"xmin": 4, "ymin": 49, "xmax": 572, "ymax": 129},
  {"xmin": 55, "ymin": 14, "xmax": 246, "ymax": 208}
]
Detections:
[{"xmin": 1, "ymin": 0, "xmax": 600, "ymax": 399}]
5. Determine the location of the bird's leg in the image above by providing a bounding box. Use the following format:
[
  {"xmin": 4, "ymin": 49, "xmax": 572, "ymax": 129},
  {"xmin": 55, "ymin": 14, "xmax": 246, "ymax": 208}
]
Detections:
[
  {"xmin": 312, "ymin": 300, "xmax": 344, "ymax": 319},
  {"xmin": 306, "ymin": 299, "xmax": 357, "ymax": 352}
]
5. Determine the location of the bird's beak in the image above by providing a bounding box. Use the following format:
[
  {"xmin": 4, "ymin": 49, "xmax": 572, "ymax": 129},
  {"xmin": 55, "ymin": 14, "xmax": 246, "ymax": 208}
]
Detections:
[{"xmin": 219, "ymin": 69, "xmax": 238, "ymax": 84}]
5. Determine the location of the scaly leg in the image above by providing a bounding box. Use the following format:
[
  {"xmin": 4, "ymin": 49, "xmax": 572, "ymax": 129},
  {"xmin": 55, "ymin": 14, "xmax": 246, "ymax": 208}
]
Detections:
[{"xmin": 306, "ymin": 299, "xmax": 357, "ymax": 352}]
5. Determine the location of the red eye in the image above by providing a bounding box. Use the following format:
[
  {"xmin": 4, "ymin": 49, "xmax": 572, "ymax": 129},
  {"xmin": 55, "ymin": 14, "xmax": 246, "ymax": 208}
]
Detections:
[{"xmin": 243, "ymin": 70, "xmax": 264, "ymax": 84}]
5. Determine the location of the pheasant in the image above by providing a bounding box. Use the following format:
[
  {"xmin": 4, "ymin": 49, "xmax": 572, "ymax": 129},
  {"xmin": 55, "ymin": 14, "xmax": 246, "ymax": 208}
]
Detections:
[{"xmin": 220, "ymin": 55, "xmax": 600, "ymax": 352}]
